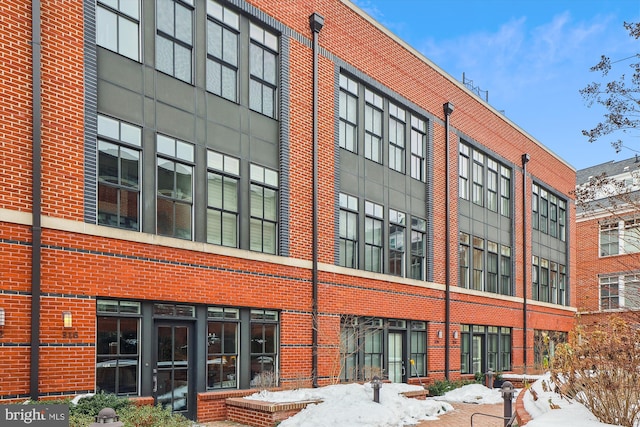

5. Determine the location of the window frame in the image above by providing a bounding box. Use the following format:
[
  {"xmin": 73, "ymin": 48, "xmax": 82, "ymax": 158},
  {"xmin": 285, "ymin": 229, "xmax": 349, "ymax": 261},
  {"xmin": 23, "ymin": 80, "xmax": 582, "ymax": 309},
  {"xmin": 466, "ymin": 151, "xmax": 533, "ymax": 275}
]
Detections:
[
  {"xmin": 96, "ymin": 0, "xmax": 141, "ymax": 61},
  {"xmin": 249, "ymin": 164, "xmax": 279, "ymax": 254},
  {"xmin": 155, "ymin": 0, "xmax": 194, "ymax": 83},
  {"xmin": 206, "ymin": 0, "xmax": 240, "ymax": 102},
  {"xmin": 207, "ymin": 150, "xmax": 240, "ymax": 247},
  {"xmin": 249, "ymin": 23, "xmax": 279, "ymax": 118},
  {"xmin": 364, "ymin": 201, "xmax": 384, "ymax": 273}
]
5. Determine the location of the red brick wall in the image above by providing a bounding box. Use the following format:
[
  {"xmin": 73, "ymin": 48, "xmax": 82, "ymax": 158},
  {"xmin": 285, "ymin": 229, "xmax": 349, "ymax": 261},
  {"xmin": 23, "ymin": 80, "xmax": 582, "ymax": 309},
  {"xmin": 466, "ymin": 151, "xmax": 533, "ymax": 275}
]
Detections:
[{"xmin": 0, "ymin": 0, "xmax": 576, "ymax": 407}]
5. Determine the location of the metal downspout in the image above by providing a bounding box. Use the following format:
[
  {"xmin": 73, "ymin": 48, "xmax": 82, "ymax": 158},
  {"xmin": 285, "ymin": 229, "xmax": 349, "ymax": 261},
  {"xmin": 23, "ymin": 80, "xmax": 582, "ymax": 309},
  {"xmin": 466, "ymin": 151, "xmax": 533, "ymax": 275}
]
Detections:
[
  {"xmin": 309, "ymin": 12, "xmax": 324, "ymax": 388},
  {"xmin": 521, "ymin": 154, "xmax": 530, "ymax": 373},
  {"xmin": 443, "ymin": 102, "xmax": 454, "ymax": 380},
  {"xmin": 31, "ymin": 0, "xmax": 42, "ymax": 400}
]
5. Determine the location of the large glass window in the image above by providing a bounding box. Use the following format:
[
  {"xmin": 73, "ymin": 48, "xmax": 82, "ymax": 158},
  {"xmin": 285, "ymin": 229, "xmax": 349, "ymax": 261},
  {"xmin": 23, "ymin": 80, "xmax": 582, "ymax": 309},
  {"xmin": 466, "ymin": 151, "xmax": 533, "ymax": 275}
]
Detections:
[
  {"xmin": 250, "ymin": 310, "xmax": 278, "ymax": 388},
  {"xmin": 96, "ymin": 300, "xmax": 141, "ymax": 396},
  {"xmin": 410, "ymin": 217, "xmax": 426, "ymax": 280},
  {"xmin": 624, "ymin": 218, "xmax": 640, "ymax": 254},
  {"xmin": 206, "ymin": 0, "xmax": 239, "ymax": 102},
  {"xmin": 460, "ymin": 325, "xmax": 511, "ymax": 374},
  {"xmin": 157, "ymin": 135, "xmax": 194, "ymax": 239},
  {"xmin": 364, "ymin": 89, "xmax": 383, "ymax": 163},
  {"xmin": 623, "ymin": 274, "xmax": 640, "ymax": 308},
  {"xmin": 600, "ymin": 222, "xmax": 619, "ymax": 256},
  {"xmin": 389, "ymin": 209, "xmax": 405, "ymax": 277},
  {"xmin": 410, "ymin": 117, "xmax": 426, "ymax": 181},
  {"xmin": 339, "ymin": 316, "xmax": 358, "ymax": 382},
  {"xmin": 364, "ymin": 201, "xmax": 383, "ymax": 273},
  {"xmin": 486, "ymin": 241, "xmax": 498, "ymax": 293},
  {"xmin": 339, "ymin": 193, "xmax": 358, "ymax": 268},
  {"xmin": 249, "ymin": 23, "xmax": 278, "ymax": 118},
  {"xmin": 249, "ymin": 164, "xmax": 278, "ymax": 254},
  {"xmin": 539, "ymin": 188, "xmax": 548, "ymax": 234},
  {"xmin": 207, "ymin": 307, "xmax": 239, "ymax": 389},
  {"xmin": 389, "ymin": 103, "xmax": 405, "ymax": 173},
  {"xmin": 500, "ymin": 245, "xmax": 511, "ymax": 295},
  {"xmin": 339, "ymin": 75, "xmax": 358, "ymax": 153},
  {"xmin": 156, "ymin": 0, "xmax": 194, "ymax": 83},
  {"xmin": 362, "ymin": 321, "xmax": 383, "ymax": 380},
  {"xmin": 97, "ymin": 115, "xmax": 141, "ymax": 231},
  {"xmin": 207, "ymin": 150, "xmax": 239, "ymax": 247},
  {"xmin": 97, "ymin": 0, "xmax": 140, "ymax": 61}
]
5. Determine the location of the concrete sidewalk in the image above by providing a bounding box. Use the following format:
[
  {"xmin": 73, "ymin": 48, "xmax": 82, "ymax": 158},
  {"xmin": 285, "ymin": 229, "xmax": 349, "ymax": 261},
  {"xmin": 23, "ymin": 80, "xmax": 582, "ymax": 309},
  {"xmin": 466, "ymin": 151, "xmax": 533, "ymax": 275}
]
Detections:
[{"xmin": 200, "ymin": 402, "xmax": 509, "ymax": 427}]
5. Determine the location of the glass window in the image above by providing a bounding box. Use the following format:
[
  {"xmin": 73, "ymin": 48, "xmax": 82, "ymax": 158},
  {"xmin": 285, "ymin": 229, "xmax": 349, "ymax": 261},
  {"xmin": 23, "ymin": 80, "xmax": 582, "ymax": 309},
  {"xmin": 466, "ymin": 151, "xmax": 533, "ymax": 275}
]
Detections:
[
  {"xmin": 206, "ymin": 0, "xmax": 239, "ymax": 102},
  {"xmin": 500, "ymin": 245, "xmax": 511, "ymax": 295},
  {"xmin": 410, "ymin": 322, "xmax": 427, "ymax": 377},
  {"xmin": 250, "ymin": 310, "xmax": 278, "ymax": 388},
  {"xmin": 389, "ymin": 103, "xmax": 406, "ymax": 173},
  {"xmin": 459, "ymin": 232, "xmax": 470, "ymax": 288},
  {"xmin": 250, "ymin": 164, "xmax": 278, "ymax": 254},
  {"xmin": 207, "ymin": 307, "xmax": 239, "ymax": 389},
  {"xmin": 339, "ymin": 74, "xmax": 358, "ymax": 153},
  {"xmin": 97, "ymin": 0, "xmax": 140, "ymax": 61},
  {"xmin": 623, "ymin": 274, "xmax": 640, "ymax": 308},
  {"xmin": 249, "ymin": 23, "xmax": 278, "ymax": 118},
  {"xmin": 340, "ymin": 316, "xmax": 358, "ymax": 382},
  {"xmin": 600, "ymin": 222, "xmax": 619, "ymax": 256},
  {"xmin": 540, "ymin": 258, "xmax": 549, "ymax": 302},
  {"xmin": 600, "ymin": 276, "xmax": 619, "ymax": 310},
  {"xmin": 539, "ymin": 189, "xmax": 548, "ymax": 234},
  {"xmin": 156, "ymin": 0, "xmax": 194, "ymax": 83},
  {"xmin": 410, "ymin": 217, "xmax": 426, "ymax": 280},
  {"xmin": 500, "ymin": 166, "xmax": 510, "ymax": 217},
  {"xmin": 156, "ymin": 135, "xmax": 194, "ymax": 239},
  {"xmin": 549, "ymin": 195, "xmax": 558, "ymax": 238},
  {"xmin": 623, "ymin": 218, "xmax": 640, "ymax": 254},
  {"xmin": 339, "ymin": 193, "xmax": 358, "ymax": 268},
  {"xmin": 558, "ymin": 265, "xmax": 567, "ymax": 306},
  {"xmin": 487, "ymin": 159, "xmax": 498, "ymax": 212},
  {"xmin": 532, "ymin": 256, "xmax": 539, "ymax": 300},
  {"xmin": 558, "ymin": 200, "xmax": 566, "ymax": 241},
  {"xmin": 532, "ymin": 184, "xmax": 539, "ymax": 230},
  {"xmin": 486, "ymin": 241, "xmax": 498, "ymax": 293},
  {"xmin": 364, "ymin": 89, "xmax": 383, "ymax": 163},
  {"xmin": 362, "ymin": 321, "xmax": 383, "ymax": 380},
  {"xmin": 410, "ymin": 117, "xmax": 426, "ymax": 181},
  {"xmin": 364, "ymin": 201, "xmax": 383, "ymax": 273},
  {"xmin": 459, "ymin": 143, "xmax": 470, "ymax": 200},
  {"xmin": 207, "ymin": 150, "xmax": 240, "ymax": 247},
  {"xmin": 472, "ymin": 151, "xmax": 484, "ymax": 206},
  {"xmin": 389, "ymin": 209, "xmax": 405, "ymax": 277},
  {"xmin": 96, "ymin": 300, "xmax": 141, "ymax": 396},
  {"xmin": 472, "ymin": 236, "xmax": 484, "ymax": 291},
  {"xmin": 98, "ymin": 115, "xmax": 141, "ymax": 231},
  {"xmin": 550, "ymin": 262, "xmax": 558, "ymax": 304}
]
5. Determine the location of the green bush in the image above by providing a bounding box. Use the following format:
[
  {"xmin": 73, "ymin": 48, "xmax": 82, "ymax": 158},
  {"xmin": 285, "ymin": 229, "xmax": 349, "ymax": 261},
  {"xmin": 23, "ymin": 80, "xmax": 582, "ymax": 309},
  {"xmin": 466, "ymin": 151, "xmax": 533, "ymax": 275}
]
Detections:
[
  {"xmin": 118, "ymin": 404, "xmax": 191, "ymax": 427},
  {"xmin": 72, "ymin": 391, "xmax": 132, "ymax": 417},
  {"xmin": 428, "ymin": 378, "xmax": 478, "ymax": 396}
]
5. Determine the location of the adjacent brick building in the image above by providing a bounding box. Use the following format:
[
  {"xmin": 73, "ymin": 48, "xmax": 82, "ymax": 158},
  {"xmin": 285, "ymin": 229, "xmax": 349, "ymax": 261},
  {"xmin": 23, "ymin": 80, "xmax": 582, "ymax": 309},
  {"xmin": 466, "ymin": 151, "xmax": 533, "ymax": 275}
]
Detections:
[
  {"xmin": 576, "ymin": 157, "xmax": 640, "ymax": 325},
  {"xmin": 0, "ymin": 0, "xmax": 576, "ymax": 421}
]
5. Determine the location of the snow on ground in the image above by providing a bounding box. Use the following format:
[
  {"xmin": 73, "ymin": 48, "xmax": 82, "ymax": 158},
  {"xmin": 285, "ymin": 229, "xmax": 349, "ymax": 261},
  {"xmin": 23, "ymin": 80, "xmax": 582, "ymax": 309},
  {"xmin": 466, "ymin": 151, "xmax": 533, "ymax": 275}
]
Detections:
[
  {"xmin": 523, "ymin": 372, "xmax": 619, "ymax": 427},
  {"xmin": 247, "ymin": 382, "xmax": 452, "ymax": 427},
  {"xmin": 244, "ymin": 374, "xmax": 624, "ymax": 427}
]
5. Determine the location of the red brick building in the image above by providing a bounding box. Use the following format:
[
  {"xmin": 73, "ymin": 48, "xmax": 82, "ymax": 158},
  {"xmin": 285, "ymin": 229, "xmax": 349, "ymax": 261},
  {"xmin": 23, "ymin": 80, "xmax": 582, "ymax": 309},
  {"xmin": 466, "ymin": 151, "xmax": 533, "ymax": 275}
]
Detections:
[
  {"xmin": 576, "ymin": 157, "xmax": 640, "ymax": 324},
  {"xmin": 0, "ymin": 0, "xmax": 576, "ymax": 421}
]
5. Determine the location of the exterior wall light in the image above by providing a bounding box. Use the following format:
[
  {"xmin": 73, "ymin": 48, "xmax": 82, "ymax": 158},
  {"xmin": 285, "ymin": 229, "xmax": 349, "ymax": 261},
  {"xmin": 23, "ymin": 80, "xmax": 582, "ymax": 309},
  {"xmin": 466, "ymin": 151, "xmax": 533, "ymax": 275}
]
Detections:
[
  {"xmin": 437, "ymin": 330, "xmax": 443, "ymax": 339},
  {"xmin": 62, "ymin": 311, "xmax": 72, "ymax": 329},
  {"xmin": 453, "ymin": 331, "xmax": 459, "ymax": 339},
  {"xmin": 0, "ymin": 307, "xmax": 5, "ymax": 327}
]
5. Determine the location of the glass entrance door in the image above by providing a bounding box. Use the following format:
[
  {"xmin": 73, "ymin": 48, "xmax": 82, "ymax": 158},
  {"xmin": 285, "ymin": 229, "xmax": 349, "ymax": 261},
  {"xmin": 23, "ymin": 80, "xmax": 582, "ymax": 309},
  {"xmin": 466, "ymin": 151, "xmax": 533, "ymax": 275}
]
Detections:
[
  {"xmin": 155, "ymin": 323, "xmax": 193, "ymax": 419},
  {"xmin": 472, "ymin": 334, "xmax": 485, "ymax": 375},
  {"xmin": 388, "ymin": 332, "xmax": 405, "ymax": 383}
]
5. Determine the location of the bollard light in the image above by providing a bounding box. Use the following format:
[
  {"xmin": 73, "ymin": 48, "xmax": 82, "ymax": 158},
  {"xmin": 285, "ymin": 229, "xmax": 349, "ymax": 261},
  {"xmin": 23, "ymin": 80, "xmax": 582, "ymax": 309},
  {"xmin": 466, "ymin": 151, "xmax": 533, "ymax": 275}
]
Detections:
[
  {"xmin": 89, "ymin": 407, "xmax": 124, "ymax": 427},
  {"xmin": 501, "ymin": 381, "xmax": 515, "ymax": 427},
  {"xmin": 371, "ymin": 376, "xmax": 382, "ymax": 403}
]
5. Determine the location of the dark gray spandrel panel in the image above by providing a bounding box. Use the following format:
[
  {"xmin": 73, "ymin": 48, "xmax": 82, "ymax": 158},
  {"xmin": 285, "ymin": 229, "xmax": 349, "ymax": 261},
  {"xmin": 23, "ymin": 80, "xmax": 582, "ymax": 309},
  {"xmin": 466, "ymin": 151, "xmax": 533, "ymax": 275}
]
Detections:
[
  {"xmin": 364, "ymin": 161, "xmax": 384, "ymax": 185},
  {"xmin": 388, "ymin": 190, "xmax": 407, "ymax": 211},
  {"xmin": 97, "ymin": 80, "xmax": 144, "ymax": 124},
  {"xmin": 365, "ymin": 182, "xmax": 384, "ymax": 202},
  {"xmin": 206, "ymin": 94, "xmax": 243, "ymax": 131},
  {"xmin": 97, "ymin": 48, "xmax": 144, "ymax": 93},
  {"xmin": 339, "ymin": 171, "xmax": 359, "ymax": 195},
  {"xmin": 249, "ymin": 111, "xmax": 278, "ymax": 143},
  {"xmin": 409, "ymin": 178, "xmax": 425, "ymax": 199},
  {"xmin": 410, "ymin": 196, "xmax": 427, "ymax": 219},
  {"xmin": 156, "ymin": 102, "xmax": 196, "ymax": 142},
  {"xmin": 156, "ymin": 73, "xmax": 197, "ymax": 114},
  {"xmin": 206, "ymin": 122, "xmax": 242, "ymax": 156},
  {"xmin": 388, "ymin": 172, "xmax": 406, "ymax": 193},
  {"xmin": 250, "ymin": 137, "xmax": 278, "ymax": 169}
]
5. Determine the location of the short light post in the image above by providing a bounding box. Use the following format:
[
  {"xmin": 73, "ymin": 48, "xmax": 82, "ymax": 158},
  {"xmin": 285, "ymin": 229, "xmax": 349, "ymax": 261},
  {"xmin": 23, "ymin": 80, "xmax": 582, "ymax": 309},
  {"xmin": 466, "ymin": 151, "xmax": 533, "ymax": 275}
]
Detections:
[
  {"xmin": 485, "ymin": 370, "xmax": 494, "ymax": 388},
  {"xmin": 371, "ymin": 376, "xmax": 382, "ymax": 403},
  {"xmin": 89, "ymin": 407, "xmax": 124, "ymax": 427},
  {"xmin": 501, "ymin": 381, "xmax": 515, "ymax": 427}
]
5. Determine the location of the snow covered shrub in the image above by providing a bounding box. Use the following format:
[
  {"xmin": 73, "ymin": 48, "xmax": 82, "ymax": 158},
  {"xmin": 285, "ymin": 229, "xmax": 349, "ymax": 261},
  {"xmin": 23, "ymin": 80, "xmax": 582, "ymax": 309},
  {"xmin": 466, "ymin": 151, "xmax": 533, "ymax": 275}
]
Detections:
[{"xmin": 550, "ymin": 316, "xmax": 640, "ymax": 427}]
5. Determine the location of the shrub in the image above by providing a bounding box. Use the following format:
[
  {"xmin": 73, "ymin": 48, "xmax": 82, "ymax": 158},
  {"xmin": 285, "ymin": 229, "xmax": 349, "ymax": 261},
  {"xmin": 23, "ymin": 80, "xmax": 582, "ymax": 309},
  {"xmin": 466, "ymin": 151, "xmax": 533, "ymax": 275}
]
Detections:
[
  {"xmin": 72, "ymin": 392, "xmax": 132, "ymax": 417},
  {"xmin": 428, "ymin": 378, "xmax": 478, "ymax": 396},
  {"xmin": 118, "ymin": 404, "xmax": 191, "ymax": 427},
  {"xmin": 550, "ymin": 316, "xmax": 640, "ymax": 427}
]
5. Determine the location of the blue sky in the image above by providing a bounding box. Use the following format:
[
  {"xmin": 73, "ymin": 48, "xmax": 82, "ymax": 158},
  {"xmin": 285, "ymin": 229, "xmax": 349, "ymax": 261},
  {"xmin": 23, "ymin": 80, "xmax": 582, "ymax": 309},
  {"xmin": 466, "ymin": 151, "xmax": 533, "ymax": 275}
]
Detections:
[{"xmin": 351, "ymin": 0, "xmax": 640, "ymax": 170}]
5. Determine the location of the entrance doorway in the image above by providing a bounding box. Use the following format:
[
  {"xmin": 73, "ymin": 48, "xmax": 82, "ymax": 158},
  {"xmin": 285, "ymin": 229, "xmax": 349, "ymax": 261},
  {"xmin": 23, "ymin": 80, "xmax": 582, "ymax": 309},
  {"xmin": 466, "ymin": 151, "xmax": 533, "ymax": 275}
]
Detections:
[
  {"xmin": 154, "ymin": 322, "xmax": 194, "ymax": 419},
  {"xmin": 388, "ymin": 331, "xmax": 405, "ymax": 383}
]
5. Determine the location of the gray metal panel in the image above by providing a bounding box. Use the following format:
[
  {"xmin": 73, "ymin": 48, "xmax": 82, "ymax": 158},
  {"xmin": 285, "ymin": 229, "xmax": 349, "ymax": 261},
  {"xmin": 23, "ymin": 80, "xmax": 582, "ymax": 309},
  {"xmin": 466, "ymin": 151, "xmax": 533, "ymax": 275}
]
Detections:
[
  {"xmin": 278, "ymin": 36, "xmax": 291, "ymax": 257},
  {"xmin": 83, "ymin": 0, "xmax": 98, "ymax": 224}
]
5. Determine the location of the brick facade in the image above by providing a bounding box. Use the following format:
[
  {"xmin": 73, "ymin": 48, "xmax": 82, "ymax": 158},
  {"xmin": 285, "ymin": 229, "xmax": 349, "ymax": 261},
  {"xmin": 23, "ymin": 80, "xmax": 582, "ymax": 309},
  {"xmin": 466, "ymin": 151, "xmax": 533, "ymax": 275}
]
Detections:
[{"xmin": 0, "ymin": 0, "xmax": 575, "ymax": 422}]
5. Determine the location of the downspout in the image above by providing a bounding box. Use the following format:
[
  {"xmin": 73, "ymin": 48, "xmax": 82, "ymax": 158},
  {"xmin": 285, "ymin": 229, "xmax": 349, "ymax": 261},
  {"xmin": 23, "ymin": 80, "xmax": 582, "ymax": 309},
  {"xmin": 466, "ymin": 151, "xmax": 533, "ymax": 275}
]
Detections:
[
  {"xmin": 443, "ymin": 102, "xmax": 454, "ymax": 380},
  {"xmin": 521, "ymin": 153, "xmax": 530, "ymax": 374},
  {"xmin": 309, "ymin": 12, "xmax": 324, "ymax": 388},
  {"xmin": 31, "ymin": 0, "xmax": 42, "ymax": 400}
]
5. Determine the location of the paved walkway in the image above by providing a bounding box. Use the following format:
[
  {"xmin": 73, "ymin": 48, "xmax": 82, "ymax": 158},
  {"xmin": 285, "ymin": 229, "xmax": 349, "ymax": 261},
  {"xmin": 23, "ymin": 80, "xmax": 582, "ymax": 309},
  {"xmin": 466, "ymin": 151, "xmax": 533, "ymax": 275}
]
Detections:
[{"xmin": 199, "ymin": 402, "xmax": 508, "ymax": 427}]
